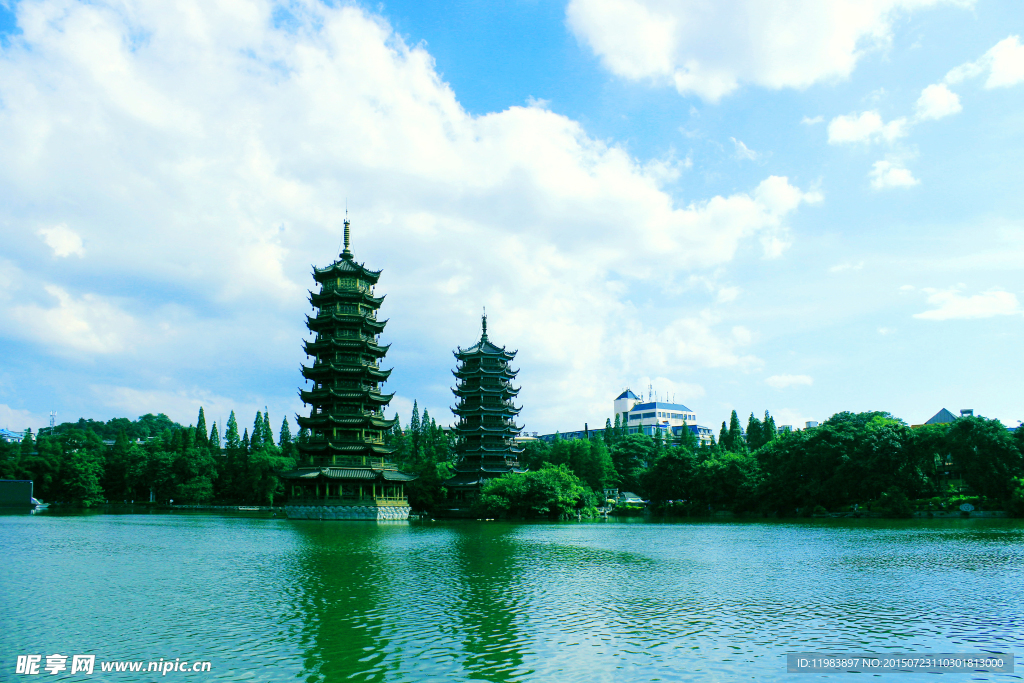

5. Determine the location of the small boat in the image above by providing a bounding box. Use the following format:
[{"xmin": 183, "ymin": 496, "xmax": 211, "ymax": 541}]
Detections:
[
  {"xmin": 237, "ymin": 506, "xmax": 260, "ymax": 511},
  {"xmin": 31, "ymin": 497, "xmax": 49, "ymax": 510}
]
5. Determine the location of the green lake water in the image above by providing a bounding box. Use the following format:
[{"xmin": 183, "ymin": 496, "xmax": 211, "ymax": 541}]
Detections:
[{"xmin": 2, "ymin": 513, "xmax": 1023, "ymax": 682}]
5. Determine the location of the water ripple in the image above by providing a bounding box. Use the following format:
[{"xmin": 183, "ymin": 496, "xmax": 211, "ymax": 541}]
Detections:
[{"xmin": 2, "ymin": 514, "xmax": 1023, "ymax": 682}]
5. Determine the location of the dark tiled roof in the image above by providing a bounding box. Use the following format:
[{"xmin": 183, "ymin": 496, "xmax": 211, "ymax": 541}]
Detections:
[
  {"xmin": 280, "ymin": 467, "xmax": 417, "ymax": 482},
  {"xmin": 925, "ymin": 408, "xmax": 958, "ymax": 425}
]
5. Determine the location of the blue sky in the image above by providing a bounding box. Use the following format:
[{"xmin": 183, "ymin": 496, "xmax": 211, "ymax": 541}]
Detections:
[{"xmin": 0, "ymin": 0, "xmax": 1022, "ymax": 436}]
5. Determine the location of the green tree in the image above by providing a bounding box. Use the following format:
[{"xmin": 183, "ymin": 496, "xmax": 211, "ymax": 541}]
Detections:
[
  {"xmin": 610, "ymin": 434, "xmax": 655, "ymax": 494},
  {"xmin": 55, "ymin": 429, "xmax": 106, "ymax": 507},
  {"xmin": 279, "ymin": 417, "xmax": 292, "ymax": 447},
  {"xmin": 762, "ymin": 411, "xmax": 777, "ymax": 445},
  {"xmin": 195, "ymin": 408, "xmax": 208, "ymax": 447},
  {"xmin": 746, "ymin": 413, "xmax": 764, "ymax": 450},
  {"xmin": 727, "ymin": 410, "xmax": 744, "ymax": 452},
  {"xmin": 261, "ymin": 410, "xmax": 275, "ymax": 446},
  {"xmin": 209, "ymin": 422, "xmax": 221, "ymax": 450},
  {"xmin": 945, "ymin": 416, "xmax": 1023, "ymax": 500},
  {"xmin": 225, "ymin": 411, "xmax": 241, "ymax": 449},
  {"xmin": 20, "ymin": 428, "xmax": 34, "ymax": 456},
  {"xmin": 251, "ymin": 412, "xmax": 264, "ymax": 451},
  {"xmin": 173, "ymin": 446, "xmax": 218, "ymax": 504},
  {"xmin": 476, "ymin": 464, "xmax": 595, "ymax": 519},
  {"xmin": 520, "ymin": 439, "xmax": 551, "ymax": 470},
  {"xmin": 642, "ymin": 449, "xmax": 697, "ymax": 506}
]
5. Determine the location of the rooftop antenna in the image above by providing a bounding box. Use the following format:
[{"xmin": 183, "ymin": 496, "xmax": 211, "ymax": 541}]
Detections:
[
  {"xmin": 49, "ymin": 411, "xmax": 56, "ymax": 431},
  {"xmin": 481, "ymin": 307, "xmax": 488, "ymax": 342},
  {"xmin": 340, "ymin": 206, "xmax": 353, "ymax": 261}
]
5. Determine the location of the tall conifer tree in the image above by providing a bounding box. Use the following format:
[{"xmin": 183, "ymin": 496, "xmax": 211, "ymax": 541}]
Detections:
[
  {"xmin": 279, "ymin": 417, "xmax": 292, "ymax": 446},
  {"xmin": 261, "ymin": 411, "xmax": 274, "ymax": 446},
  {"xmin": 242, "ymin": 428, "xmax": 250, "ymax": 452},
  {"xmin": 20, "ymin": 428, "xmax": 34, "ymax": 456},
  {"xmin": 209, "ymin": 422, "xmax": 221, "ymax": 449},
  {"xmin": 728, "ymin": 410, "xmax": 744, "ymax": 451},
  {"xmin": 746, "ymin": 412, "xmax": 763, "ymax": 450},
  {"xmin": 410, "ymin": 401, "xmax": 420, "ymax": 433},
  {"xmin": 196, "ymin": 408, "xmax": 208, "ymax": 446},
  {"xmin": 719, "ymin": 421, "xmax": 729, "ymax": 450},
  {"xmin": 251, "ymin": 412, "xmax": 264, "ymax": 451},
  {"xmin": 225, "ymin": 411, "xmax": 240, "ymax": 450},
  {"xmin": 763, "ymin": 410, "xmax": 777, "ymax": 443}
]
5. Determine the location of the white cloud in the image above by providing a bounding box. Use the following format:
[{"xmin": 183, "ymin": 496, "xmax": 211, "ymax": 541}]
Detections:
[
  {"xmin": 869, "ymin": 159, "xmax": 919, "ymax": 189},
  {"xmin": 91, "ymin": 385, "xmax": 257, "ymax": 429},
  {"xmin": 915, "ymin": 83, "xmax": 962, "ymax": 120},
  {"xmin": 0, "ymin": 404, "xmax": 48, "ymax": 432},
  {"xmin": 9, "ymin": 285, "xmax": 137, "ymax": 354},
  {"xmin": 731, "ymin": 137, "xmax": 758, "ymax": 160},
  {"xmin": 829, "ymin": 261, "xmax": 865, "ymax": 272},
  {"xmin": 801, "ymin": 115, "xmax": 824, "ymax": 125},
  {"xmin": 913, "ymin": 286, "xmax": 1022, "ymax": 320},
  {"xmin": 716, "ymin": 286, "xmax": 740, "ymax": 303},
  {"xmin": 0, "ymin": 0, "xmax": 823, "ymax": 432},
  {"xmin": 827, "ymin": 110, "xmax": 908, "ymax": 144},
  {"xmin": 878, "ymin": 327, "xmax": 894, "ymax": 335},
  {"xmin": 946, "ymin": 35, "xmax": 1024, "ymax": 89},
  {"xmin": 765, "ymin": 374, "xmax": 813, "ymax": 389},
  {"xmin": 37, "ymin": 223, "xmax": 84, "ymax": 257},
  {"xmin": 565, "ymin": 0, "xmax": 970, "ymax": 102}
]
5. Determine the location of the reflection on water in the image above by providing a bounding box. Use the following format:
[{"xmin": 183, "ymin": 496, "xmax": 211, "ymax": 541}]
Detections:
[{"xmin": 2, "ymin": 514, "xmax": 1023, "ymax": 682}]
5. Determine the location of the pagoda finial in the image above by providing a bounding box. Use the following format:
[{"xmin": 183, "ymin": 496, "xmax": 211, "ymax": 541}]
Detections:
[
  {"xmin": 341, "ymin": 207, "xmax": 353, "ymax": 260},
  {"xmin": 481, "ymin": 307, "xmax": 488, "ymax": 342}
]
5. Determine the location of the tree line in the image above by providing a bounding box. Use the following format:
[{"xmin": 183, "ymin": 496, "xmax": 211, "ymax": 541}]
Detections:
[
  {"xmin": 3, "ymin": 404, "xmax": 1022, "ymax": 518},
  {"xmin": 0, "ymin": 408, "xmax": 298, "ymax": 506},
  {"xmin": 474, "ymin": 409, "xmax": 1024, "ymax": 520}
]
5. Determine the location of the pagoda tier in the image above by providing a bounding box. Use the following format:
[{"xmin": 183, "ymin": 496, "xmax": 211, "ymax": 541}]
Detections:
[
  {"xmin": 284, "ymin": 218, "xmax": 415, "ymax": 521},
  {"xmin": 303, "ymin": 337, "xmax": 390, "ymax": 357},
  {"xmin": 308, "ymin": 288, "xmax": 385, "ymax": 308},
  {"xmin": 305, "ymin": 313, "xmax": 387, "ymax": 335},
  {"xmin": 443, "ymin": 313, "xmax": 526, "ymax": 513},
  {"xmin": 301, "ymin": 362, "xmax": 393, "ymax": 383}
]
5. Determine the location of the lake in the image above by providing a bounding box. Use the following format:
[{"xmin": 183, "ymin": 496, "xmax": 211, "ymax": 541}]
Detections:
[{"xmin": 2, "ymin": 513, "xmax": 1022, "ymax": 682}]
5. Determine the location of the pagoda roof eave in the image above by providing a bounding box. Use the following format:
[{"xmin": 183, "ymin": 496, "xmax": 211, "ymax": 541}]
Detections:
[
  {"xmin": 312, "ymin": 259, "xmax": 382, "ymax": 283},
  {"xmin": 451, "ymin": 405, "xmax": 523, "ymax": 416},
  {"xmin": 309, "ymin": 290, "xmax": 385, "ymax": 306},
  {"xmin": 453, "ymin": 367, "xmax": 519, "ymax": 378},
  {"xmin": 451, "ymin": 386, "xmax": 521, "ymax": 397},
  {"xmin": 306, "ymin": 314, "xmax": 387, "ymax": 331},
  {"xmin": 305, "ymin": 339, "xmax": 390, "ymax": 355}
]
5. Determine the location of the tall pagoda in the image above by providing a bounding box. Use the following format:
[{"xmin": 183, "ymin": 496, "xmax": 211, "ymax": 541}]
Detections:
[
  {"xmin": 444, "ymin": 313, "xmax": 526, "ymax": 510},
  {"xmin": 282, "ymin": 218, "xmax": 416, "ymax": 521}
]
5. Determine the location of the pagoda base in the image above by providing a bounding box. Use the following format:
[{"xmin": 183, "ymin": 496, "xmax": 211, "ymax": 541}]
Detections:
[{"xmin": 284, "ymin": 504, "xmax": 411, "ymax": 521}]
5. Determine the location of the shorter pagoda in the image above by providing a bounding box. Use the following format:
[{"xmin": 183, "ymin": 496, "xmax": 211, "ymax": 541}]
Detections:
[
  {"xmin": 443, "ymin": 313, "xmax": 526, "ymax": 514},
  {"xmin": 281, "ymin": 217, "xmax": 416, "ymax": 521}
]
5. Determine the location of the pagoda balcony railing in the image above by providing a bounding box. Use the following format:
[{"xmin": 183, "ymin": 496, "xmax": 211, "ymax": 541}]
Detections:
[
  {"xmin": 302, "ymin": 455, "xmax": 392, "ymax": 468},
  {"xmin": 311, "ymin": 407, "xmax": 385, "ymax": 419},
  {"xmin": 312, "ymin": 358, "xmax": 379, "ymax": 368},
  {"xmin": 314, "ymin": 333, "xmax": 378, "ymax": 343},
  {"xmin": 289, "ymin": 494, "xmax": 409, "ymax": 506},
  {"xmin": 308, "ymin": 384, "xmax": 381, "ymax": 393},
  {"xmin": 459, "ymin": 456, "xmax": 521, "ymax": 468},
  {"xmin": 305, "ymin": 435, "xmax": 388, "ymax": 445}
]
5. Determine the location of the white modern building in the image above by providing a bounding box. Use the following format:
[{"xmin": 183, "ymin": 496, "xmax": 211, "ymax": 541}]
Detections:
[{"xmin": 615, "ymin": 389, "xmax": 713, "ymax": 445}]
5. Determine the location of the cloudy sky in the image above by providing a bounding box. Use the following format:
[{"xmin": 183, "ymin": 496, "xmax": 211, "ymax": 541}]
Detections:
[{"xmin": 1, "ymin": 0, "xmax": 1022, "ymax": 436}]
